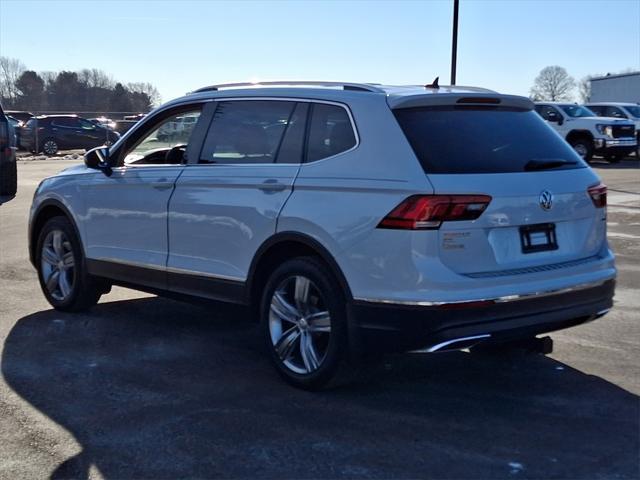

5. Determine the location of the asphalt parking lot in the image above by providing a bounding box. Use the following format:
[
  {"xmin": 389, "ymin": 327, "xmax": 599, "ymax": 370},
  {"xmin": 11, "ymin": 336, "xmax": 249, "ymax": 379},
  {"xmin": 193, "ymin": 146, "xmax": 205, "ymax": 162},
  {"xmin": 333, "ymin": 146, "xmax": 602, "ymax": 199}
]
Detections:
[{"xmin": 0, "ymin": 158, "xmax": 638, "ymax": 479}]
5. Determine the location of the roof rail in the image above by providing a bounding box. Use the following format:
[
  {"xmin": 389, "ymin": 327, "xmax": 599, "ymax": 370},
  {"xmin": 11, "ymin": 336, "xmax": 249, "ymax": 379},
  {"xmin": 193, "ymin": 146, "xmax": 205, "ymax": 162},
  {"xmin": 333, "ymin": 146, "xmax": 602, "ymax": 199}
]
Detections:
[{"xmin": 192, "ymin": 81, "xmax": 385, "ymax": 94}]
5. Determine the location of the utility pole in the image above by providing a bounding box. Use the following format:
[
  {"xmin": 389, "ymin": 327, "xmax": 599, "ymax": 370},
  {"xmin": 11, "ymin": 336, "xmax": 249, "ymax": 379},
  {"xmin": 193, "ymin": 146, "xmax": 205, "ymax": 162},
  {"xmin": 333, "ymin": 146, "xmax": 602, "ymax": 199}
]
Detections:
[{"xmin": 450, "ymin": 0, "xmax": 459, "ymax": 85}]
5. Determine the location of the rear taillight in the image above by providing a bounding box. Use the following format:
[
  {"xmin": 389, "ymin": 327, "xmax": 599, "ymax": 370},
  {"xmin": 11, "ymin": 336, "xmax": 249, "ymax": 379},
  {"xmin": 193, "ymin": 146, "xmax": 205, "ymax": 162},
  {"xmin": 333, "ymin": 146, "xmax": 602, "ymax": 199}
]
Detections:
[
  {"xmin": 378, "ymin": 194, "xmax": 492, "ymax": 230},
  {"xmin": 588, "ymin": 183, "xmax": 607, "ymax": 208}
]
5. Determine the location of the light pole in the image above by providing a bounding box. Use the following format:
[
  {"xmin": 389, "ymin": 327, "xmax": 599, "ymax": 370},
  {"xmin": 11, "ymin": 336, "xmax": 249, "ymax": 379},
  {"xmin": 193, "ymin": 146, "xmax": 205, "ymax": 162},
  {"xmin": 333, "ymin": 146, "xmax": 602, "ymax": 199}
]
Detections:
[{"xmin": 450, "ymin": 0, "xmax": 459, "ymax": 85}]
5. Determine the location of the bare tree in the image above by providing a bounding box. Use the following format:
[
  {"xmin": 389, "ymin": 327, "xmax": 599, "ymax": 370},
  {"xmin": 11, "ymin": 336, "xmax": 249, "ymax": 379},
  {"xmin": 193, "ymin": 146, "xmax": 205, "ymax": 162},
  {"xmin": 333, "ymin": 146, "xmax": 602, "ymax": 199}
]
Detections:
[
  {"xmin": 127, "ymin": 82, "xmax": 161, "ymax": 107},
  {"xmin": 0, "ymin": 56, "xmax": 27, "ymax": 105},
  {"xmin": 578, "ymin": 74, "xmax": 601, "ymax": 103},
  {"xmin": 78, "ymin": 68, "xmax": 114, "ymax": 89},
  {"xmin": 530, "ymin": 66, "xmax": 575, "ymax": 102}
]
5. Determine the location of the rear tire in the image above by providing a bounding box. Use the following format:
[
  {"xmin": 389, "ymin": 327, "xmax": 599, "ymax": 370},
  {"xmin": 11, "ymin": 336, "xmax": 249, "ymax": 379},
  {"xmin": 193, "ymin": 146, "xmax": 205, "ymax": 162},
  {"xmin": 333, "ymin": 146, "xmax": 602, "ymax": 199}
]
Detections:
[
  {"xmin": 569, "ymin": 138, "xmax": 593, "ymax": 162},
  {"xmin": 0, "ymin": 160, "xmax": 17, "ymax": 196},
  {"xmin": 36, "ymin": 216, "xmax": 104, "ymax": 312},
  {"xmin": 42, "ymin": 138, "xmax": 58, "ymax": 155},
  {"xmin": 260, "ymin": 256, "xmax": 354, "ymax": 390}
]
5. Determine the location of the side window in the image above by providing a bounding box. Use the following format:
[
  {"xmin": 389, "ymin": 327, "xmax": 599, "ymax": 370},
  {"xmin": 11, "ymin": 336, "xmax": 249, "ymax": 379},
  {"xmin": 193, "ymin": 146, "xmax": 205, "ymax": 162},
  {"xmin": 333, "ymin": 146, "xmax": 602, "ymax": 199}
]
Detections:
[
  {"xmin": 52, "ymin": 117, "xmax": 81, "ymax": 128},
  {"xmin": 79, "ymin": 119, "xmax": 97, "ymax": 130},
  {"xmin": 306, "ymin": 103, "xmax": 356, "ymax": 162},
  {"xmin": 605, "ymin": 106, "xmax": 627, "ymax": 118},
  {"xmin": 123, "ymin": 107, "xmax": 202, "ymax": 165},
  {"xmin": 536, "ymin": 105, "xmax": 560, "ymax": 122},
  {"xmin": 588, "ymin": 106, "xmax": 605, "ymax": 116},
  {"xmin": 199, "ymin": 100, "xmax": 297, "ymax": 164}
]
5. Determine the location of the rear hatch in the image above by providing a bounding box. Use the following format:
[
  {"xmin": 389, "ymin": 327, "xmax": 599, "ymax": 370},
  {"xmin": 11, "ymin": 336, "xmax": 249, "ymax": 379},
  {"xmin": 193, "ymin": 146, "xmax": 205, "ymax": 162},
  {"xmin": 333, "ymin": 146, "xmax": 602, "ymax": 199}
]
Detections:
[{"xmin": 392, "ymin": 96, "xmax": 606, "ymax": 276}]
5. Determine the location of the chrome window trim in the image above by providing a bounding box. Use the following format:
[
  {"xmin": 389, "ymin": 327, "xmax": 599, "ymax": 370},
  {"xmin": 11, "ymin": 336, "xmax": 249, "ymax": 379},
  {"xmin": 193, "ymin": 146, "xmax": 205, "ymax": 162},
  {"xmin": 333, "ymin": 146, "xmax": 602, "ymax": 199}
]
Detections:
[
  {"xmin": 353, "ymin": 279, "xmax": 612, "ymax": 307},
  {"xmin": 194, "ymin": 96, "xmax": 360, "ymax": 166}
]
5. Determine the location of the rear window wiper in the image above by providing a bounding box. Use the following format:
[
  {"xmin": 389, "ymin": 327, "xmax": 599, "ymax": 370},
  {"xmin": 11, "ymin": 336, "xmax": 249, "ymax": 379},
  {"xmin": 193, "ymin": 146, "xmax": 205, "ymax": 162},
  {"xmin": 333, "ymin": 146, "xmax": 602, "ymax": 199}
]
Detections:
[{"xmin": 524, "ymin": 159, "xmax": 578, "ymax": 171}]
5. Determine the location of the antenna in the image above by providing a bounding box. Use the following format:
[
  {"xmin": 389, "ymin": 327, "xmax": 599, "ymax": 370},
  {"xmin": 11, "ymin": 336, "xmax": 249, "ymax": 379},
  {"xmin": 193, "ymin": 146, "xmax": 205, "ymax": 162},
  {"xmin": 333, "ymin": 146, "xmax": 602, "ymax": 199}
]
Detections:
[{"xmin": 425, "ymin": 77, "xmax": 440, "ymax": 89}]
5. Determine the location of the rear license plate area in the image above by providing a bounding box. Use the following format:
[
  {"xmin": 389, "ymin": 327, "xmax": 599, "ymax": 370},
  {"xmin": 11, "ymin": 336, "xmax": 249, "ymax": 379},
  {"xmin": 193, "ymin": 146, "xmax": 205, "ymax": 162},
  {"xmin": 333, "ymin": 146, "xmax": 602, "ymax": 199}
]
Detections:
[{"xmin": 520, "ymin": 223, "xmax": 558, "ymax": 253}]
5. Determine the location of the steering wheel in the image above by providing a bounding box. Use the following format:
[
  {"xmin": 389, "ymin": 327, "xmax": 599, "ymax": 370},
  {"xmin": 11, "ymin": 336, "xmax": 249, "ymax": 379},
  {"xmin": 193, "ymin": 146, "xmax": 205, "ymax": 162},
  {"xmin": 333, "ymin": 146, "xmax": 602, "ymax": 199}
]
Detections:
[{"xmin": 164, "ymin": 144, "xmax": 187, "ymax": 164}]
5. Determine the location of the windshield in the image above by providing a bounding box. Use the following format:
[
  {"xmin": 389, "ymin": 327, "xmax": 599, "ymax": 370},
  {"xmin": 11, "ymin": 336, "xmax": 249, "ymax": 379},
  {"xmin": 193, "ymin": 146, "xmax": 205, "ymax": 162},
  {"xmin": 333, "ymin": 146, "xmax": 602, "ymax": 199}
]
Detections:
[
  {"xmin": 393, "ymin": 106, "xmax": 586, "ymax": 174},
  {"xmin": 623, "ymin": 106, "xmax": 640, "ymax": 118},
  {"xmin": 560, "ymin": 105, "xmax": 595, "ymax": 118}
]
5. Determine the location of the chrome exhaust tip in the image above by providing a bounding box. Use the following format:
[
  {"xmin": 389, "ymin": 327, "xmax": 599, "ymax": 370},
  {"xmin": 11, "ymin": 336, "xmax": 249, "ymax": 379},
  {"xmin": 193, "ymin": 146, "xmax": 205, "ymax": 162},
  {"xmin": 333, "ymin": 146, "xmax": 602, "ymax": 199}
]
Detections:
[{"xmin": 411, "ymin": 334, "xmax": 491, "ymax": 353}]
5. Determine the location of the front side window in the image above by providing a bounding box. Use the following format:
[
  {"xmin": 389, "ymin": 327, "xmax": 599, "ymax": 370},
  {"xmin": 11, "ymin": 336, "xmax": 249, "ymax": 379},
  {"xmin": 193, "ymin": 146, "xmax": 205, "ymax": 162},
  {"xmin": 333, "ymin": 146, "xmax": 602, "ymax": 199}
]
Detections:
[
  {"xmin": 199, "ymin": 100, "xmax": 298, "ymax": 164},
  {"xmin": 588, "ymin": 105, "xmax": 605, "ymax": 116},
  {"xmin": 622, "ymin": 105, "xmax": 640, "ymax": 119},
  {"xmin": 123, "ymin": 108, "xmax": 202, "ymax": 165},
  {"xmin": 560, "ymin": 105, "xmax": 595, "ymax": 118},
  {"xmin": 79, "ymin": 119, "xmax": 98, "ymax": 130},
  {"xmin": 306, "ymin": 103, "xmax": 356, "ymax": 162}
]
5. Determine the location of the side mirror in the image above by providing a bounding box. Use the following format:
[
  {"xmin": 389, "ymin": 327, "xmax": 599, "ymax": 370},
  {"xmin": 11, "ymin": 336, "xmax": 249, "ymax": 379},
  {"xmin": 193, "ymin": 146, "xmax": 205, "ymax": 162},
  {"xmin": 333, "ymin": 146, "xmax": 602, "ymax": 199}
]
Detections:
[{"xmin": 84, "ymin": 146, "xmax": 112, "ymax": 176}]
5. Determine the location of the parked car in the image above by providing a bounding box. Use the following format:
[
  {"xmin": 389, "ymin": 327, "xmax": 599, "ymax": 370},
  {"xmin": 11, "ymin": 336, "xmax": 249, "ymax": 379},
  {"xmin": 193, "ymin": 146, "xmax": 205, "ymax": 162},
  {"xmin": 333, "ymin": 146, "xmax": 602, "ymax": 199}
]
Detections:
[
  {"xmin": 156, "ymin": 114, "xmax": 199, "ymax": 141},
  {"xmin": 0, "ymin": 104, "xmax": 17, "ymax": 196},
  {"xmin": 6, "ymin": 115, "xmax": 21, "ymax": 147},
  {"xmin": 111, "ymin": 119, "xmax": 138, "ymax": 135},
  {"xmin": 29, "ymin": 81, "xmax": 616, "ymax": 389},
  {"xmin": 89, "ymin": 117, "xmax": 117, "ymax": 130},
  {"xmin": 584, "ymin": 102, "xmax": 640, "ymax": 157},
  {"xmin": 20, "ymin": 115, "xmax": 120, "ymax": 155},
  {"xmin": 6, "ymin": 110, "xmax": 34, "ymax": 124},
  {"xmin": 534, "ymin": 102, "xmax": 636, "ymax": 162}
]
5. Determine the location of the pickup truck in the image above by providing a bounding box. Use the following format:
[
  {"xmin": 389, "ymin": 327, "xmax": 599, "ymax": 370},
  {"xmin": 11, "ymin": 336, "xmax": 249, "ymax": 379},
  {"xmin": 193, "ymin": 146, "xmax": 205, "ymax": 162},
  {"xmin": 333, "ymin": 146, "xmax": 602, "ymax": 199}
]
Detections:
[
  {"xmin": 585, "ymin": 102, "xmax": 640, "ymax": 157},
  {"xmin": 534, "ymin": 102, "xmax": 636, "ymax": 162}
]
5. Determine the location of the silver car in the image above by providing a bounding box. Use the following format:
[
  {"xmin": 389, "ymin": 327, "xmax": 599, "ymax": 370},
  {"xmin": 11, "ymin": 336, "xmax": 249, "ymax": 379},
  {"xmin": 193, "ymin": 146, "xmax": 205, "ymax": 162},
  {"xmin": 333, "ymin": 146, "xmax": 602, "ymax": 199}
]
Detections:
[{"xmin": 29, "ymin": 81, "xmax": 616, "ymax": 389}]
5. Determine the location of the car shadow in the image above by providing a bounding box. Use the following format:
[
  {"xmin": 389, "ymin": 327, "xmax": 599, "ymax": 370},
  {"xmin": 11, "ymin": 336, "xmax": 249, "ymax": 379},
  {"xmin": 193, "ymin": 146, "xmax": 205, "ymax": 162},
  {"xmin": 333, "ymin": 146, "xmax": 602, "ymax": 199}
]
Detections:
[
  {"xmin": 2, "ymin": 296, "xmax": 638, "ymax": 479},
  {"xmin": 591, "ymin": 157, "xmax": 640, "ymax": 169}
]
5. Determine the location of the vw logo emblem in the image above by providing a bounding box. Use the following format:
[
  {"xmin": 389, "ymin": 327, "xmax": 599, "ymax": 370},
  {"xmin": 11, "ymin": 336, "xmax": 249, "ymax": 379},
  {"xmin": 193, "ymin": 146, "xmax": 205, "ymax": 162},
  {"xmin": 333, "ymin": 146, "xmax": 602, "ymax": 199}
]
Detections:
[{"xmin": 539, "ymin": 190, "xmax": 554, "ymax": 211}]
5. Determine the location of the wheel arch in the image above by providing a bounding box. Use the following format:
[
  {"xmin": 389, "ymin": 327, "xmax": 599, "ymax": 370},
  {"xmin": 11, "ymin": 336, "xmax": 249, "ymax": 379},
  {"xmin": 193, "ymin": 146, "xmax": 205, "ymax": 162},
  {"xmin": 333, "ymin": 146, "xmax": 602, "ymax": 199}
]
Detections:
[
  {"xmin": 246, "ymin": 232, "xmax": 353, "ymax": 310},
  {"xmin": 29, "ymin": 199, "xmax": 83, "ymax": 267},
  {"xmin": 566, "ymin": 129, "xmax": 594, "ymax": 143}
]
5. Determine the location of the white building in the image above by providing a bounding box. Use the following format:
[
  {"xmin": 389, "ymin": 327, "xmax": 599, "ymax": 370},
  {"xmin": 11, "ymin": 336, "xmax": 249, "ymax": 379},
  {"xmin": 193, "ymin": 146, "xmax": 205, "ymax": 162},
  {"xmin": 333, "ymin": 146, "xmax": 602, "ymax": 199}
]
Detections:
[{"xmin": 589, "ymin": 72, "xmax": 640, "ymax": 103}]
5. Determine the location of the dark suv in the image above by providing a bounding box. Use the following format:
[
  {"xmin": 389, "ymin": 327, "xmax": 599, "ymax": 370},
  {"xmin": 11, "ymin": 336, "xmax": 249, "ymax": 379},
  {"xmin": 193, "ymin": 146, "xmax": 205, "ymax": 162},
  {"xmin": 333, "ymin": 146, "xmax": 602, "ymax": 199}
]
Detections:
[
  {"xmin": 0, "ymin": 103, "xmax": 17, "ymax": 196},
  {"xmin": 20, "ymin": 115, "xmax": 120, "ymax": 155}
]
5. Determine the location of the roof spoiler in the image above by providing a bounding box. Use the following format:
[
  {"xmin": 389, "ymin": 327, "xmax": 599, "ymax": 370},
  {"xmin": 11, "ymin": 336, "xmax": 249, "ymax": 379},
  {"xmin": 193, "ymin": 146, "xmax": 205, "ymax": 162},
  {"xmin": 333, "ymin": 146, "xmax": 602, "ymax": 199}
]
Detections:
[{"xmin": 388, "ymin": 93, "xmax": 534, "ymax": 110}]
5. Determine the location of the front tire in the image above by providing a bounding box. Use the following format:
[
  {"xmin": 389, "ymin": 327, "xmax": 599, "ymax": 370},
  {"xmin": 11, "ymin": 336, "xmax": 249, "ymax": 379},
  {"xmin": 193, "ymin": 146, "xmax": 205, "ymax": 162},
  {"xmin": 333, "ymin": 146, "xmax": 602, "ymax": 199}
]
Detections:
[
  {"xmin": 36, "ymin": 216, "xmax": 103, "ymax": 311},
  {"xmin": 569, "ymin": 138, "xmax": 593, "ymax": 162},
  {"xmin": 260, "ymin": 257, "xmax": 352, "ymax": 390}
]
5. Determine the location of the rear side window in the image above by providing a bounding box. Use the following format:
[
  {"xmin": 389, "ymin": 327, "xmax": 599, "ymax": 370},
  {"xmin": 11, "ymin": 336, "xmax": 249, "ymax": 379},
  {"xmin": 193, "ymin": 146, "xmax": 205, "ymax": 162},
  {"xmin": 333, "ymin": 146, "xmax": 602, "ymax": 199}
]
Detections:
[
  {"xmin": 393, "ymin": 106, "xmax": 586, "ymax": 174},
  {"xmin": 306, "ymin": 104, "xmax": 356, "ymax": 162},
  {"xmin": 588, "ymin": 105, "xmax": 605, "ymax": 116},
  {"xmin": 199, "ymin": 100, "xmax": 297, "ymax": 164},
  {"xmin": 51, "ymin": 117, "xmax": 81, "ymax": 128}
]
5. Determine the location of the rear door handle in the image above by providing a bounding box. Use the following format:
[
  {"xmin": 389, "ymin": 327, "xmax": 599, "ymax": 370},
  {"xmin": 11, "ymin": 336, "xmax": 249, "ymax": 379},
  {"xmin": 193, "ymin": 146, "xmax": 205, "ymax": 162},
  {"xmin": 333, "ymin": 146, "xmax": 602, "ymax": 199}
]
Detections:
[
  {"xmin": 151, "ymin": 178, "xmax": 173, "ymax": 190},
  {"xmin": 259, "ymin": 179, "xmax": 287, "ymax": 192}
]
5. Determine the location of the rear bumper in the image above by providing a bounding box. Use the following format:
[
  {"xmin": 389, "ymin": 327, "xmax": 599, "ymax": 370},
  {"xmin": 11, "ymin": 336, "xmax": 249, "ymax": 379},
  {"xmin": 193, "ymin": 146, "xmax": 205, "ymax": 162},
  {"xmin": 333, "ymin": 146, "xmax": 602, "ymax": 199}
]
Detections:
[{"xmin": 348, "ymin": 279, "xmax": 615, "ymax": 353}]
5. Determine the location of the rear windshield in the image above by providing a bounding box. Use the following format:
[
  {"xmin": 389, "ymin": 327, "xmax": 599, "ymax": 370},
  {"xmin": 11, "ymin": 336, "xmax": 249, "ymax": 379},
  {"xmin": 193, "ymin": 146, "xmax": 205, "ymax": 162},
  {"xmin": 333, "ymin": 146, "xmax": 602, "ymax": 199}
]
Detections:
[{"xmin": 393, "ymin": 106, "xmax": 586, "ymax": 174}]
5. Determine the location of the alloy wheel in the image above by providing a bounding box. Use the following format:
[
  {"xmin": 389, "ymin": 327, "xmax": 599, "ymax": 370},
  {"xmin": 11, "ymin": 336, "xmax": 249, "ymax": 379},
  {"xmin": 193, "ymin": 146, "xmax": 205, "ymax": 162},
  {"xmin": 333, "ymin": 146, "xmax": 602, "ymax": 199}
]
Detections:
[
  {"xmin": 43, "ymin": 140, "xmax": 58, "ymax": 155},
  {"xmin": 268, "ymin": 275, "xmax": 332, "ymax": 375},
  {"xmin": 40, "ymin": 230, "xmax": 75, "ymax": 301}
]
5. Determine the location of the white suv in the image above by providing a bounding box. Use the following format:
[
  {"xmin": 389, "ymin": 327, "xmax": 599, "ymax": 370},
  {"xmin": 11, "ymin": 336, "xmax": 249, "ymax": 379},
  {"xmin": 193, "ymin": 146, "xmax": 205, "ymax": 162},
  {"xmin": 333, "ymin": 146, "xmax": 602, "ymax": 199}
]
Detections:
[
  {"xmin": 29, "ymin": 82, "xmax": 616, "ymax": 389},
  {"xmin": 534, "ymin": 102, "xmax": 636, "ymax": 162}
]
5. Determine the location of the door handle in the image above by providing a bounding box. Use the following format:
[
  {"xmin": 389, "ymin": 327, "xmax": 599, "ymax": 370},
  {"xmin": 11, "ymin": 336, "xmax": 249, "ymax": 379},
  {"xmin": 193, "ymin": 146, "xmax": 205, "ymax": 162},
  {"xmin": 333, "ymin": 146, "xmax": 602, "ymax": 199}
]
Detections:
[
  {"xmin": 151, "ymin": 178, "xmax": 173, "ymax": 190},
  {"xmin": 259, "ymin": 179, "xmax": 287, "ymax": 192}
]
